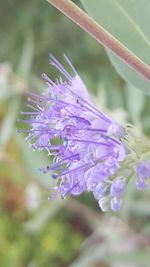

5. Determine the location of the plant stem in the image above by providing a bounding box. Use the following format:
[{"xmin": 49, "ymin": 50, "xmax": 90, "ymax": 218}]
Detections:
[{"xmin": 47, "ymin": 0, "xmax": 150, "ymax": 82}]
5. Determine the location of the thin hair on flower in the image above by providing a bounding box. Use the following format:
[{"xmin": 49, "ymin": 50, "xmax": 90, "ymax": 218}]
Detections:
[{"xmin": 18, "ymin": 55, "xmax": 150, "ymax": 212}]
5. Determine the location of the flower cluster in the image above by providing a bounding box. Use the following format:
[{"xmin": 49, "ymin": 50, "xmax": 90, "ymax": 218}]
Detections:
[{"xmin": 18, "ymin": 55, "xmax": 150, "ymax": 212}]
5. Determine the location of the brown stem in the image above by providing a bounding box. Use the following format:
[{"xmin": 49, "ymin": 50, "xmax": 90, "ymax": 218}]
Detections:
[{"xmin": 47, "ymin": 0, "xmax": 150, "ymax": 82}]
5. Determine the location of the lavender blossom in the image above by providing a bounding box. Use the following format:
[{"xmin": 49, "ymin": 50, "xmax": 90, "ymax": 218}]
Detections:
[
  {"xmin": 135, "ymin": 160, "xmax": 150, "ymax": 190},
  {"xmin": 18, "ymin": 55, "xmax": 150, "ymax": 212},
  {"xmin": 110, "ymin": 177, "xmax": 126, "ymax": 197}
]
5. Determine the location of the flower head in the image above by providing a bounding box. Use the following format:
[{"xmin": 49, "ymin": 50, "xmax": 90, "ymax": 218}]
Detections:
[{"xmin": 18, "ymin": 55, "xmax": 150, "ymax": 212}]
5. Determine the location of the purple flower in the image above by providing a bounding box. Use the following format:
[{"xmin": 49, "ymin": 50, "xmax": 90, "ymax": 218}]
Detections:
[
  {"xmin": 110, "ymin": 177, "xmax": 126, "ymax": 197},
  {"xmin": 93, "ymin": 182, "xmax": 110, "ymax": 199},
  {"xmin": 135, "ymin": 160, "xmax": 150, "ymax": 190},
  {"xmin": 18, "ymin": 55, "xmax": 129, "ymax": 212},
  {"xmin": 136, "ymin": 178, "xmax": 148, "ymax": 190},
  {"xmin": 135, "ymin": 160, "xmax": 150, "ymax": 179},
  {"xmin": 111, "ymin": 197, "xmax": 122, "ymax": 212}
]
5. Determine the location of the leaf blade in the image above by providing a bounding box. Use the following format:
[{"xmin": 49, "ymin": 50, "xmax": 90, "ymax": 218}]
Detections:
[{"xmin": 81, "ymin": 0, "xmax": 150, "ymax": 93}]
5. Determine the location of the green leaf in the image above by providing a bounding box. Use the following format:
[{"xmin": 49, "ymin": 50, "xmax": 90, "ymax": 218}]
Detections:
[
  {"xmin": 69, "ymin": 244, "xmax": 107, "ymax": 267},
  {"xmin": 125, "ymin": 83, "xmax": 145, "ymax": 128},
  {"xmin": 24, "ymin": 201, "xmax": 63, "ymax": 232},
  {"xmin": 0, "ymin": 97, "xmax": 20, "ymax": 149},
  {"xmin": 0, "ymin": 64, "xmax": 13, "ymax": 100},
  {"xmin": 81, "ymin": 0, "xmax": 150, "ymax": 94},
  {"xmin": 111, "ymin": 249, "xmax": 150, "ymax": 266},
  {"xmin": 17, "ymin": 35, "xmax": 34, "ymax": 78}
]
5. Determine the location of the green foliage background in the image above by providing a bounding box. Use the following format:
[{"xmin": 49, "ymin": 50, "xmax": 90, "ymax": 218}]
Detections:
[{"xmin": 0, "ymin": 1, "xmax": 150, "ymax": 267}]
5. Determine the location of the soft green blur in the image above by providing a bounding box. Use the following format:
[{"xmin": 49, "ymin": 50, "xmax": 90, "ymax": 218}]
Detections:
[{"xmin": 0, "ymin": 1, "xmax": 150, "ymax": 267}]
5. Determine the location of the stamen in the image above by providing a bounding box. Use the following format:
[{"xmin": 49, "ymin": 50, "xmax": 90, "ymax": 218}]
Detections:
[
  {"xmin": 103, "ymin": 135, "xmax": 121, "ymax": 145},
  {"xmin": 20, "ymin": 111, "xmax": 40, "ymax": 115},
  {"xmin": 50, "ymin": 98, "xmax": 84, "ymax": 111},
  {"xmin": 63, "ymin": 181, "xmax": 80, "ymax": 197},
  {"xmin": 64, "ymin": 84, "xmax": 111, "ymax": 122},
  {"xmin": 27, "ymin": 98, "xmax": 44, "ymax": 109},
  {"xmin": 78, "ymin": 127, "xmax": 107, "ymax": 133},
  {"xmin": 39, "ymin": 154, "xmax": 80, "ymax": 174},
  {"xmin": 63, "ymin": 54, "xmax": 78, "ymax": 75},
  {"xmin": 26, "ymin": 104, "xmax": 40, "ymax": 111},
  {"xmin": 26, "ymin": 91, "xmax": 46, "ymax": 99},
  {"xmin": 67, "ymin": 138, "xmax": 110, "ymax": 146},
  {"xmin": 42, "ymin": 73, "xmax": 56, "ymax": 86},
  {"xmin": 57, "ymin": 163, "xmax": 88, "ymax": 177},
  {"xmin": 35, "ymin": 144, "xmax": 65, "ymax": 151},
  {"xmin": 16, "ymin": 129, "xmax": 33, "ymax": 133},
  {"xmin": 77, "ymin": 99, "xmax": 111, "ymax": 123},
  {"xmin": 69, "ymin": 115, "xmax": 91, "ymax": 126},
  {"xmin": 39, "ymin": 163, "xmax": 65, "ymax": 173},
  {"xmin": 58, "ymin": 153, "xmax": 80, "ymax": 163},
  {"xmin": 17, "ymin": 119, "xmax": 47, "ymax": 124},
  {"xmin": 49, "ymin": 54, "xmax": 72, "ymax": 80}
]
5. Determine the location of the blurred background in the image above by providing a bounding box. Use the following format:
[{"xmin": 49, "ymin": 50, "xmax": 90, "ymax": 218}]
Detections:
[{"xmin": 0, "ymin": 1, "xmax": 150, "ymax": 267}]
